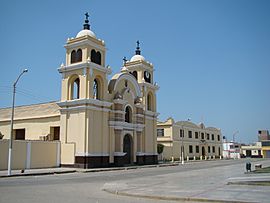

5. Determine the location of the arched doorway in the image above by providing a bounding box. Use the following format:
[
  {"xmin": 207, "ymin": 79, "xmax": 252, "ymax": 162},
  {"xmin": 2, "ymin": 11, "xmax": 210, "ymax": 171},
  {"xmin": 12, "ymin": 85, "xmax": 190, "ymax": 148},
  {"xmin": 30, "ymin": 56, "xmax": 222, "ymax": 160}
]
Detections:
[
  {"xmin": 123, "ymin": 134, "xmax": 133, "ymax": 165},
  {"xmin": 202, "ymin": 146, "xmax": 206, "ymax": 158}
]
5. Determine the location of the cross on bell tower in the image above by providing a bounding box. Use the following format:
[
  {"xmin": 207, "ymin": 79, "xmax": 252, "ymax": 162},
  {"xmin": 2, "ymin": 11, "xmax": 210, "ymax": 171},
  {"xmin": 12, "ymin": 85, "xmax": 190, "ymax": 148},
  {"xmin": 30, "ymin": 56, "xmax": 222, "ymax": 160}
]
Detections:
[
  {"xmin": 135, "ymin": 40, "xmax": 141, "ymax": 55},
  {"xmin": 83, "ymin": 12, "xmax": 90, "ymax": 30}
]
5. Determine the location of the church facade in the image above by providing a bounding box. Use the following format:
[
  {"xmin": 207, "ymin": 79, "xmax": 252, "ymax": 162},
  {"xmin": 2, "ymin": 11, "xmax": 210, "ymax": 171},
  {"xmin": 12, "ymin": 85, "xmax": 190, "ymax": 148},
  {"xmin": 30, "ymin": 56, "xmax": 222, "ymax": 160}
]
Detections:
[{"xmin": 0, "ymin": 15, "xmax": 159, "ymax": 168}]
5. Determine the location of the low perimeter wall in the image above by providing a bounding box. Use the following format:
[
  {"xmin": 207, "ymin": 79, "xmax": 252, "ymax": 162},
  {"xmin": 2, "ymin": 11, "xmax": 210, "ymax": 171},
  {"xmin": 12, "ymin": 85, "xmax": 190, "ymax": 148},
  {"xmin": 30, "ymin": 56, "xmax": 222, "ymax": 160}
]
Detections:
[{"xmin": 0, "ymin": 139, "xmax": 60, "ymax": 170}]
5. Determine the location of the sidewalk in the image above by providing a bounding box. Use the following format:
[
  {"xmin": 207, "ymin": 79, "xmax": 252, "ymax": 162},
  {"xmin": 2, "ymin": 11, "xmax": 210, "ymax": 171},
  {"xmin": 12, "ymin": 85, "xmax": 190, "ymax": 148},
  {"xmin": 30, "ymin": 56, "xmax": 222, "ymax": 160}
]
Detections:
[
  {"xmin": 0, "ymin": 167, "xmax": 77, "ymax": 178},
  {"xmin": 103, "ymin": 159, "xmax": 270, "ymax": 203},
  {"xmin": 0, "ymin": 162, "xmax": 179, "ymax": 178}
]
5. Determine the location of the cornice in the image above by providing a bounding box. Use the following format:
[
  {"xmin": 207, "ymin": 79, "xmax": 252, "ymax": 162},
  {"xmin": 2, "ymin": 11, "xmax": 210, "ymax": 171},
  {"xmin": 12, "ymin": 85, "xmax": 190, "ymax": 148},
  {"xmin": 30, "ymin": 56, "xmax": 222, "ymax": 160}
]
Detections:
[
  {"xmin": 57, "ymin": 98, "xmax": 113, "ymax": 108},
  {"xmin": 65, "ymin": 36, "xmax": 106, "ymax": 52},
  {"xmin": 109, "ymin": 121, "xmax": 145, "ymax": 131},
  {"xmin": 139, "ymin": 82, "xmax": 159, "ymax": 91},
  {"xmin": 58, "ymin": 61, "xmax": 112, "ymax": 75}
]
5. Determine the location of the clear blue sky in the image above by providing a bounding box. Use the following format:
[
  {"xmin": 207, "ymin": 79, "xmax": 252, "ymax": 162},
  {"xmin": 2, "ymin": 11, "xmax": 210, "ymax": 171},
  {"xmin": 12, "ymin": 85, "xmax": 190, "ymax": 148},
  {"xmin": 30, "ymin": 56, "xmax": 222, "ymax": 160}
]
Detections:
[{"xmin": 1, "ymin": 0, "xmax": 269, "ymax": 144}]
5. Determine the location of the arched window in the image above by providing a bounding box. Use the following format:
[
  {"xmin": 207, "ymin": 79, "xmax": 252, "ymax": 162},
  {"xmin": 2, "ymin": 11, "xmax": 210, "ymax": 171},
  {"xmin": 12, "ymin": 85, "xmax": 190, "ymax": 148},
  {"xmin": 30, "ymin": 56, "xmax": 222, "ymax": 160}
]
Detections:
[
  {"xmin": 93, "ymin": 79, "xmax": 99, "ymax": 100},
  {"xmin": 125, "ymin": 106, "xmax": 132, "ymax": 123},
  {"xmin": 132, "ymin": 71, "xmax": 137, "ymax": 80},
  {"xmin": 72, "ymin": 78, "xmax": 80, "ymax": 99},
  {"xmin": 71, "ymin": 50, "xmax": 76, "ymax": 64},
  {"xmin": 96, "ymin": 51, "xmax": 101, "ymax": 65},
  {"xmin": 91, "ymin": 49, "xmax": 102, "ymax": 65},
  {"xmin": 77, "ymin": 49, "xmax": 82, "ymax": 62},
  {"xmin": 147, "ymin": 93, "xmax": 152, "ymax": 111},
  {"xmin": 91, "ymin": 49, "xmax": 96, "ymax": 63}
]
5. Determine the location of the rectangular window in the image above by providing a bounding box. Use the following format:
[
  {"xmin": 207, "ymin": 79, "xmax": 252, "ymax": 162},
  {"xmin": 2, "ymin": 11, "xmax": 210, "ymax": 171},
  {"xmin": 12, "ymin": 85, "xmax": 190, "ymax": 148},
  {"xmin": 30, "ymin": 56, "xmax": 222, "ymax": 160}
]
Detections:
[
  {"xmin": 208, "ymin": 146, "xmax": 211, "ymax": 153},
  {"xmin": 207, "ymin": 133, "xmax": 210, "ymax": 140},
  {"xmin": 196, "ymin": 146, "xmax": 199, "ymax": 153},
  {"xmin": 180, "ymin": 129, "xmax": 184, "ymax": 138},
  {"xmin": 53, "ymin": 127, "xmax": 60, "ymax": 140},
  {"xmin": 212, "ymin": 146, "xmax": 215, "ymax": 153},
  {"xmin": 201, "ymin": 133, "xmax": 205, "ymax": 139},
  {"xmin": 15, "ymin": 129, "xmax": 25, "ymax": 140},
  {"xmin": 217, "ymin": 135, "xmax": 220, "ymax": 141},
  {"xmin": 212, "ymin": 134, "xmax": 215, "ymax": 140},
  {"xmin": 195, "ymin": 132, "xmax": 199, "ymax": 139},
  {"xmin": 189, "ymin": 145, "xmax": 193, "ymax": 153},
  {"xmin": 157, "ymin": 129, "xmax": 164, "ymax": 137},
  {"xmin": 188, "ymin": 131, "xmax": 192, "ymax": 138}
]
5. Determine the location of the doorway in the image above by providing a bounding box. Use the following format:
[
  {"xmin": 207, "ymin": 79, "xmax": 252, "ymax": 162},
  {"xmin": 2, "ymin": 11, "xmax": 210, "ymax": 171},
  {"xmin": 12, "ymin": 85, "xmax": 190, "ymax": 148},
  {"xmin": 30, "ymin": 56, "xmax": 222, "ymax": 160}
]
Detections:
[
  {"xmin": 202, "ymin": 146, "xmax": 205, "ymax": 157},
  {"xmin": 123, "ymin": 134, "xmax": 133, "ymax": 165}
]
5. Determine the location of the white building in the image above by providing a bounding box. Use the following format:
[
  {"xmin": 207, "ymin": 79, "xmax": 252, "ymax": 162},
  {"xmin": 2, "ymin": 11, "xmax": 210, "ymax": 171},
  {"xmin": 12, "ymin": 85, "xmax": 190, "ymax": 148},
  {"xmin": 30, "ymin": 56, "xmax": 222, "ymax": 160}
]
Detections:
[{"xmin": 222, "ymin": 139, "xmax": 241, "ymax": 159}]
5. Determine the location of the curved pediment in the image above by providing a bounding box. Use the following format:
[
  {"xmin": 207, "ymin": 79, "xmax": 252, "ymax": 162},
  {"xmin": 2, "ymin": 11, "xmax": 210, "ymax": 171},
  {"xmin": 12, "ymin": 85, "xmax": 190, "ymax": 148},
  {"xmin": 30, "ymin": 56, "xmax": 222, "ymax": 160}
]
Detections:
[{"xmin": 108, "ymin": 72, "xmax": 142, "ymax": 98}]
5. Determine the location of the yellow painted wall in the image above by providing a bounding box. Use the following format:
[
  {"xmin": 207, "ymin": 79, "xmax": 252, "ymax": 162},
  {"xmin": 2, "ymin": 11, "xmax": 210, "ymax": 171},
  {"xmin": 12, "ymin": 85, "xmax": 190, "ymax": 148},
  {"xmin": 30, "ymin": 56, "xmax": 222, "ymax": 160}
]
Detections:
[
  {"xmin": 67, "ymin": 111, "xmax": 85, "ymax": 153},
  {"xmin": 61, "ymin": 143, "xmax": 75, "ymax": 165},
  {"xmin": 144, "ymin": 118, "xmax": 157, "ymax": 154},
  {"xmin": 0, "ymin": 116, "xmax": 60, "ymax": 140},
  {"xmin": 30, "ymin": 141, "xmax": 58, "ymax": 168},
  {"xmin": 0, "ymin": 140, "xmax": 9, "ymax": 170},
  {"xmin": 0, "ymin": 140, "xmax": 59, "ymax": 170}
]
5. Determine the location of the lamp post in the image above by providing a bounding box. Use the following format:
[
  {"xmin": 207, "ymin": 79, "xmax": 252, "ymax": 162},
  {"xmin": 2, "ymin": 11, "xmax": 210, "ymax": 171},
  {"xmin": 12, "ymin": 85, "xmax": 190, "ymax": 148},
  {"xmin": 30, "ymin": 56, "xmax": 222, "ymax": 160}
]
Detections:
[
  {"xmin": 180, "ymin": 119, "xmax": 190, "ymax": 165},
  {"xmin": 180, "ymin": 127, "xmax": 184, "ymax": 165},
  {"xmin": 232, "ymin": 130, "xmax": 239, "ymax": 159},
  {"xmin": 8, "ymin": 69, "xmax": 28, "ymax": 176}
]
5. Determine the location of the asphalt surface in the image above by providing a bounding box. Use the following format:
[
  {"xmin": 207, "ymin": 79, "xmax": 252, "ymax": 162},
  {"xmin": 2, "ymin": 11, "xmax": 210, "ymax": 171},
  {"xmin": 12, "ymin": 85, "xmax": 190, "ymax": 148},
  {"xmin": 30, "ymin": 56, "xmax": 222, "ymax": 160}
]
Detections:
[{"xmin": 1, "ymin": 159, "xmax": 270, "ymax": 203}]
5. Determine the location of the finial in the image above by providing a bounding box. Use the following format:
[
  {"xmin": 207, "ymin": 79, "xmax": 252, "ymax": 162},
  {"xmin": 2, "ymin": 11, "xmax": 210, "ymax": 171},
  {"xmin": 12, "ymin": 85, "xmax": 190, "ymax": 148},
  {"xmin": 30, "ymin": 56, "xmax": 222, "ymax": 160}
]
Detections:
[
  {"xmin": 123, "ymin": 56, "xmax": 127, "ymax": 65},
  {"xmin": 83, "ymin": 12, "xmax": 90, "ymax": 30},
  {"xmin": 135, "ymin": 40, "xmax": 141, "ymax": 55}
]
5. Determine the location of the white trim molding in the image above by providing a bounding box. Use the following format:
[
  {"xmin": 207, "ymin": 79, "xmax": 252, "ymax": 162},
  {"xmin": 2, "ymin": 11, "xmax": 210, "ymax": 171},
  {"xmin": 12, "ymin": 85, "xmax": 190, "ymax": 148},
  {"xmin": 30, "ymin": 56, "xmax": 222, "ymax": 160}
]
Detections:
[
  {"xmin": 57, "ymin": 98, "xmax": 113, "ymax": 108},
  {"xmin": 65, "ymin": 38, "xmax": 106, "ymax": 52},
  {"xmin": 139, "ymin": 82, "xmax": 159, "ymax": 91},
  {"xmin": 144, "ymin": 152, "xmax": 158, "ymax": 156},
  {"xmin": 75, "ymin": 152, "xmax": 109, "ymax": 157},
  {"xmin": 145, "ymin": 110, "xmax": 159, "ymax": 117},
  {"xmin": 58, "ymin": 61, "xmax": 112, "ymax": 75},
  {"xmin": 113, "ymin": 99, "xmax": 128, "ymax": 105},
  {"xmin": 136, "ymin": 152, "xmax": 145, "ymax": 156},
  {"xmin": 113, "ymin": 152, "xmax": 126, "ymax": 156},
  {"xmin": 109, "ymin": 121, "xmax": 145, "ymax": 131}
]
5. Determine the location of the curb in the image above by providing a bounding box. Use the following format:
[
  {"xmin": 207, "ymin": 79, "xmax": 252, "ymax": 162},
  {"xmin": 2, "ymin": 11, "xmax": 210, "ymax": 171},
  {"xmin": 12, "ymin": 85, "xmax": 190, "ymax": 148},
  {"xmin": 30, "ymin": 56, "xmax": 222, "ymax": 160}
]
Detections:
[
  {"xmin": 103, "ymin": 188, "xmax": 256, "ymax": 203},
  {"xmin": 0, "ymin": 170, "xmax": 76, "ymax": 178},
  {"xmin": 0, "ymin": 163, "xmax": 178, "ymax": 178},
  {"xmin": 78, "ymin": 163, "xmax": 179, "ymax": 173}
]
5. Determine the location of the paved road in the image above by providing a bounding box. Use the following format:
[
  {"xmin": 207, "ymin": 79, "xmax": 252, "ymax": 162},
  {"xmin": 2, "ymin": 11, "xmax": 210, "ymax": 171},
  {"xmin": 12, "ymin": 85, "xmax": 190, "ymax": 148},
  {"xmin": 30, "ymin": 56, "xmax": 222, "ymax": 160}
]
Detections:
[{"xmin": 1, "ymin": 159, "xmax": 270, "ymax": 203}]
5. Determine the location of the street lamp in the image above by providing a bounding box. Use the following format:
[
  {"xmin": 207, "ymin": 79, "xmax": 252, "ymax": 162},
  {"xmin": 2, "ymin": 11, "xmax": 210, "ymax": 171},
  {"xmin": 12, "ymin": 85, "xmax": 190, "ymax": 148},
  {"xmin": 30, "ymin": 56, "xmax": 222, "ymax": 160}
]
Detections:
[
  {"xmin": 8, "ymin": 69, "xmax": 28, "ymax": 176},
  {"xmin": 180, "ymin": 127, "xmax": 184, "ymax": 165},
  {"xmin": 232, "ymin": 130, "xmax": 239, "ymax": 159},
  {"xmin": 180, "ymin": 119, "xmax": 190, "ymax": 165}
]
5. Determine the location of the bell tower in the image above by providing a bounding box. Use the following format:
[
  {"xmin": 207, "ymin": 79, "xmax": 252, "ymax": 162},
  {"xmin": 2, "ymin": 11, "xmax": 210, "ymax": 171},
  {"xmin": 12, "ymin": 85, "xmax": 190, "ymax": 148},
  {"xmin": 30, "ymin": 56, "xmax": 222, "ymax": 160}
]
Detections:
[
  {"xmin": 59, "ymin": 12, "xmax": 111, "ymax": 102},
  {"xmin": 57, "ymin": 13, "xmax": 112, "ymax": 168},
  {"xmin": 124, "ymin": 41, "xmax": 159, "ymax": 112},
  {"xmin": 123, "ymin": 41, "xmax": 159, "ymax": 161}
]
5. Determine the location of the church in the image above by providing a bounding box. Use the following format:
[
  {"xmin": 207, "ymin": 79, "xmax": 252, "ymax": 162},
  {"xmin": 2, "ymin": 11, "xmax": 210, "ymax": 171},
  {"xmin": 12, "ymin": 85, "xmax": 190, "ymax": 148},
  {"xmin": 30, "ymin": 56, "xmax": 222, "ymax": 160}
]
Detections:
[{"xmin": 0, "ymin": 14, "xmax": 159, "ymax": 168}]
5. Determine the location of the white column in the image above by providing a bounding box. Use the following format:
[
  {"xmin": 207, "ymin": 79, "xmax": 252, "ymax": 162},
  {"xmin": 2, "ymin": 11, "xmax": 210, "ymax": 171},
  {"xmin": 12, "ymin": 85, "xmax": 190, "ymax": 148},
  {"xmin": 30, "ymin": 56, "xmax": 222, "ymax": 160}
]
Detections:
[
  {"xmin": 26, "ymin": 141, "xmax": 31, "ymax": 169},
  {"xmin": 56, "ymin": 142, "xmax": 61, "ymax": 167}
]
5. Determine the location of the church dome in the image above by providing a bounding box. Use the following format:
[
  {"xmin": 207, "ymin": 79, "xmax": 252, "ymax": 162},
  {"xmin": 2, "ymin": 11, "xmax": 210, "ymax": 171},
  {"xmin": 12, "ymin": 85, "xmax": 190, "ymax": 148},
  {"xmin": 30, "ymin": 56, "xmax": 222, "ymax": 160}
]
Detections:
[
  {"xmin": 76, "ymin": 12, "xmax": 96, "ymax": 39},
  {"xmin": 130, "ymin": 40, "xmax": 146, "ymax": 62},
  {"xmin": 130, "ymin": 54, "xmax": 145, "ymax": 62},
  {"xmin": 76, "ymin": 29, "xmax": 96, "ymax": 38}
]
